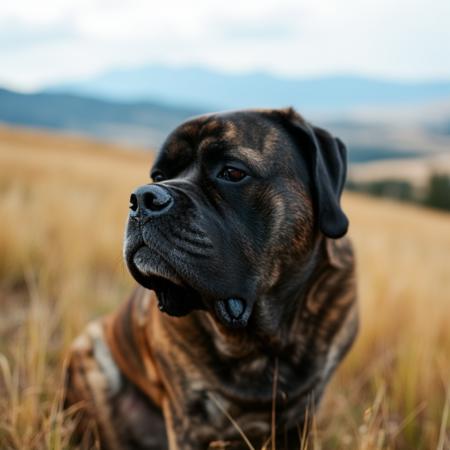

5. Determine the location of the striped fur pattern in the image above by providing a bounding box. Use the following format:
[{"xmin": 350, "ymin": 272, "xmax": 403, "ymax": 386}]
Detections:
[{"xmin": 65, "ymin": 109, "xmax": 358, "ymax": 449}]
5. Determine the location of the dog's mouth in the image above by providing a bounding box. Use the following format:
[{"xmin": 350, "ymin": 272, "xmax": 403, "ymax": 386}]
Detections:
[
  {"xmin": 128, "ymin": 246, "xmax": 204, "ymax": 317},
  {"xmin": 127, "ymin": 245, "xmax": 253, "ymax": 328},
  {"xmin": 145, "ymin": 274, "xmax": 204, "ymax": 317}
]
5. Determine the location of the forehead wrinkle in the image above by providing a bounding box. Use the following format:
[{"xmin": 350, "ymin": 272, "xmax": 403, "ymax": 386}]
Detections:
[
  {"xmin": 233, "ymin": 146, "xmax": 265, "ymax": 167},
  {"xmin": 198, "ymin": 136, "xmax": 220, "ymax": 152},
  {"xmin": 198, "ymin": 118, "xmax": 223, "ymax": 138},
  {"xmin": 222, "ymin": 121, "xmax": 238, "ymax": 140},
  {"xmin": 262, "ymin": 128, "xmax": 280, "ymax": 155},
  {"xmin": 204, "ymin": 144, "xmax": 266, "ymax": 175}
]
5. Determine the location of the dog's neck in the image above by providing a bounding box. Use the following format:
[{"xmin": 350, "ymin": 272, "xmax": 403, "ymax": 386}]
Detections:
[
  {"xmin": 194, "ymin": 235, "xmax": 328, "ymax": 359},
  {"xmin": 256, "ymin": 237, "xmax": 324, "ymax": 336}
]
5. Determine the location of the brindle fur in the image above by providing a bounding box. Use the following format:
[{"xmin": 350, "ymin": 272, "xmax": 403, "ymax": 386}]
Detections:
[{"xmin": 65, "ymin": 108, "xmax": 358, "ymax": 449}]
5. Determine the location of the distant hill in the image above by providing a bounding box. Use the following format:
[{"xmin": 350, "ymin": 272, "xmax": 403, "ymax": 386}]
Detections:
[
  {"xmin": 2, "ymin": 84, "xmax": 450, "ymax": 165},
  {"xmin": 0, "ymin": 87, "xmax": 204, "ymax": 147},
  {"xmin": 47, "ymin": 65, "xmax": 450, "ymax": 111}
]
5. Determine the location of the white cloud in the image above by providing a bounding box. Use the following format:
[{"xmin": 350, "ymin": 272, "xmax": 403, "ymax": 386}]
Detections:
[{"xmin": 0, "ymin": 0, "xmax": 449, "ymax": 89}]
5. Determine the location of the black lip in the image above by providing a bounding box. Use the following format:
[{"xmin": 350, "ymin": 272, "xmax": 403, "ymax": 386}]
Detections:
[{"xmin": 126, "ymin": 245, "xmax": 205, "ymax": 317}]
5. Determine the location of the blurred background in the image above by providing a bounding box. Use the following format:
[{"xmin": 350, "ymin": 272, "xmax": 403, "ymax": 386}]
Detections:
[{"xmin": 0, "ymin": 1, "xmax": 449, "ymax": 449}]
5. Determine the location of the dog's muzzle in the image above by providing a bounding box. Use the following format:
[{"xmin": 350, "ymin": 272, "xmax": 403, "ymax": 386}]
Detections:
[{"xmin": 125, "ymin": 183, "xmax": 255, "ymax": 328}]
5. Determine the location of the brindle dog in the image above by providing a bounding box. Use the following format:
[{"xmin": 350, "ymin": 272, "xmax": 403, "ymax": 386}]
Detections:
[{"xmin": 65, "ymin": 108, "xmax": 358, "ymax": 450}]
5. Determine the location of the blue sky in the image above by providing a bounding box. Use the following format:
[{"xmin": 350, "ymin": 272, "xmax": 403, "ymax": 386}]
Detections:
[{"xmin": 1, "ymin": 0, "xmax": 449, "ymax": 90}]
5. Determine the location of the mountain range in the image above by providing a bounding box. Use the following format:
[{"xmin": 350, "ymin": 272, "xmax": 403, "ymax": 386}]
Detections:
[
  {"xmin": 47, "ymin": 65, "xmax": 450, "ymax": 112},
  {"xmin": 0, "ymin": 87, "xmax": 203, "ymax": 147},
  {"xmin": 1, "ymin": 65, "xmax": 450, "ymax": 165}
]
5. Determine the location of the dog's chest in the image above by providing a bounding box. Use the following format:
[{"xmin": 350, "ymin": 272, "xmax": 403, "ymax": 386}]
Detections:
[
  {"xmin": 182, "ymin": 352, "xmax": 318, "ymax": 443},
  {"xmin": 184, "ymin": 385, "xmax": 272, "ymax": 444}
]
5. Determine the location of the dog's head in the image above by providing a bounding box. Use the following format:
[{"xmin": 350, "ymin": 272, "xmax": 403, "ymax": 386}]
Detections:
[{"xmin": 124, "ymin": 108, "xmax": 348, "ymax": 329}]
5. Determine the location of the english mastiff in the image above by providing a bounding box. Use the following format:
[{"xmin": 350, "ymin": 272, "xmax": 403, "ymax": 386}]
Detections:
[{"xmin": 65, "ymin": 108, "xmax": 358, "ymax": 449}]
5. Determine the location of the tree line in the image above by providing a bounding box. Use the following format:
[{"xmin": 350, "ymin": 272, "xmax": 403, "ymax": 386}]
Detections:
[{"xmin": 346, "ymin": 173, "xmax": 450, "ymax": 212}]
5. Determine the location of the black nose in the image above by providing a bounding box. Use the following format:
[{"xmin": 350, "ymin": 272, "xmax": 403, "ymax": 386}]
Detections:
[{"xmin": 129, "ymin": 184, "xmax": 173, "ymax": 217}]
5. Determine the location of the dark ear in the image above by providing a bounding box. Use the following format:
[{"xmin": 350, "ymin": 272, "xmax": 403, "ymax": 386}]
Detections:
[{"xmin": 281, "ymin": 109, "xmax": 349, "ymax": 239}]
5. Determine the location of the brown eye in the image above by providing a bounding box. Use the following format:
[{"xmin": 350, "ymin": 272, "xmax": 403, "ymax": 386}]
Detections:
[
  {"xmin": 151, "ymin": 171, "xmax": 165, "ymax": 182},
  {"xmin": 217, "ymin": 166, "xmax": 247, "ymax": 182}
]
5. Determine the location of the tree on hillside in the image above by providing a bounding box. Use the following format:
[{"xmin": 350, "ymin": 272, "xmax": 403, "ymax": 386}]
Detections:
[{"xmin": 423, "ymin": 174, "xmax": 450, "ymax": 211}]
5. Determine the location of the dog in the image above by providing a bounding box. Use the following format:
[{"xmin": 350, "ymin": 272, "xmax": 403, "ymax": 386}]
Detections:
[{"xmin": 65, "ymin": 107, "xmax": 358, "ymax": 450}]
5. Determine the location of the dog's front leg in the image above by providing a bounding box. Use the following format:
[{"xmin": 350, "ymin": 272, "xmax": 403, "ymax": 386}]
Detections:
[
  {"xmin": 162, "ymin": 397, "xmax": 209, "ymax": 450},
  {"xmin": 66, "ymin": 319, "xmax": 168, "ymax": 450}
]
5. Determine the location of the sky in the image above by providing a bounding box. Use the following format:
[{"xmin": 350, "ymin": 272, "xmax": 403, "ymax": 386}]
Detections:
[{"xmin": 1, "ymin": 0, "xmax": 450, "ymax": 90}]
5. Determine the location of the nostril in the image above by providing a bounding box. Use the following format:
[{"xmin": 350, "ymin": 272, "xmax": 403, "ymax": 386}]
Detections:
[
  {"xmin": 129, "ymin": 193, "xmax": 138, "ymax": 212},
  {"xmin": 143, "ymin": 191, "xmax": 171, "ymax": 211},
  {"xmin": 131, "ymin": 185, "xmax": 173, "ymax": 216}
]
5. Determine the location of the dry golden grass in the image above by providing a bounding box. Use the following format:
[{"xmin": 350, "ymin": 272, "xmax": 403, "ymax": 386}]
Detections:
[{"xmin": 0, "ymin": 126, "xmax": 449, "ymax": 449}]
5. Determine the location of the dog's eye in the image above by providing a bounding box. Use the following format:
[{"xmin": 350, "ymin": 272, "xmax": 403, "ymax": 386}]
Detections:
[
  {"xmin": 151, "ymin": 171, "xmax": 166, "ymax": 183},
  {"xmin": 217, "ymin": 166, "xmax": 247, "ymax": 182}
]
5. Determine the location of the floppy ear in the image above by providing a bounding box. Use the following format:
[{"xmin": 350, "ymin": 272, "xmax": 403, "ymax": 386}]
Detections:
[{"xmin": 282, "ymin": 110, "xmax": 349, "ymax": 239}]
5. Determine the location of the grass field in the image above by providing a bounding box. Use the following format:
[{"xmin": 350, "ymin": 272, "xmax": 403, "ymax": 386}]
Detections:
[{"xmin": 0, "ymin": 125, "xmax": 449, "ymax": 450}]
